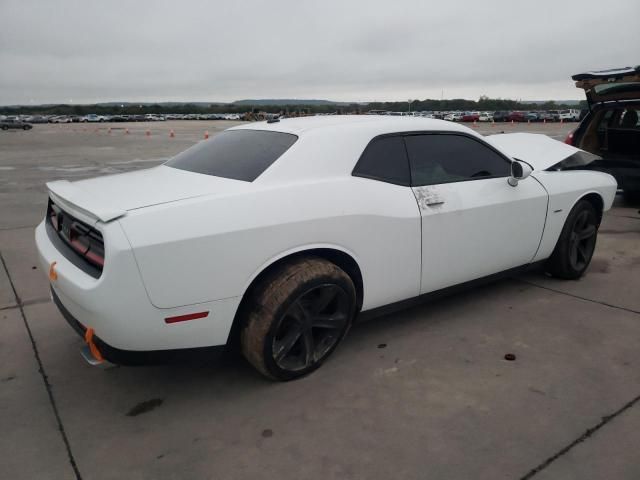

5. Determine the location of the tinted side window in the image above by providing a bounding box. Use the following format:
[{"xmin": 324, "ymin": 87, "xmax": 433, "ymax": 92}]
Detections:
[
  {"xmin": 404, "ymin": 134, "xmax": 510, "ymax": 187},
  {"xmin": 352, "ymin": 136, "xmax": 411, "ymax": 186},
  {"xmin": 165, "ymin": 130, "xmax": 297, "ymax": 182}
]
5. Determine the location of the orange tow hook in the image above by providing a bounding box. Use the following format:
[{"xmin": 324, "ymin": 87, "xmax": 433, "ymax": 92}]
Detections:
[
  {"xmin": 48, "ymin": 261, "xmax": 58, "ymax": 281},
  {"xmin": 84, "ymin": 328, "xmax": 104, "ymax": 363}
]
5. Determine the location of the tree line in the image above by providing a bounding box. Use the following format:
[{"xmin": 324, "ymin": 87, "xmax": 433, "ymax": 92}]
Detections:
[{"xmin": 0, "ymin": 97, "xmax": 586, "ymax": 116}]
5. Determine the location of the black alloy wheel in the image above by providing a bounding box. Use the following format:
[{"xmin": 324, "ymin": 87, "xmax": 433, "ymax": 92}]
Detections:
[
  {"xmin": 241, "ymin": 256, "xmax": 356, "ymax": 381},
  {"xmin": 271, "ymin": 284, "xmax": 350, "ymax": 372},
  {"xmin": 545, "ymin": 199, "xmax": 599, "ymax": 279},
  {"xmin": 568, "ymin": 209, "xmax": 597, "ymax": 272}
]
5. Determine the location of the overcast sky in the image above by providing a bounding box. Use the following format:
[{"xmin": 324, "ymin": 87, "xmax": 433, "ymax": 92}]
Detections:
[{"xmin": 1, "ymin": 0, "xmax": 638, "ymax": 105}]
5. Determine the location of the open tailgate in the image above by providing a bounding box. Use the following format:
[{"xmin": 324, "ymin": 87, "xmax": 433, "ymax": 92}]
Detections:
[{"xmin": 572, "ymin": 65, "xmax": 640, "ymax": 107}]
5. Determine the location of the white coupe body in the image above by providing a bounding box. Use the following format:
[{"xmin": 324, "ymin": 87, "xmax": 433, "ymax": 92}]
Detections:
[{"xmin": 35, "ymin": 116, "xmax": 616, "ymax": 362}]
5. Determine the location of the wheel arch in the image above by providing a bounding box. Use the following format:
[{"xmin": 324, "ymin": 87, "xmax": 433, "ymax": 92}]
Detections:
[
  {"xmin": 227, "ymin": 245, "xmax": 364, "ymax": 347},
  {"xmin": 574, "ymin": 191, "xmax": 605, "ymax": 225}
]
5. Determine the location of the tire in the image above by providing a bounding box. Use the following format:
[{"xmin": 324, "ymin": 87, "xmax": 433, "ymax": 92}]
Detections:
[
  {"xmin": 545, "ymin": 199, "xmax": 599, "ymax": 279},
  {"xmin": 1, "ymin": 126, "xmax": 8, "ymax": 131},
  {"xmin": 23, "ymin": 125, "xmax": 30, "ymax": 130},
  {"xmin": 241, "ymin": 257, "xmax": 356, "ymax": 381}
]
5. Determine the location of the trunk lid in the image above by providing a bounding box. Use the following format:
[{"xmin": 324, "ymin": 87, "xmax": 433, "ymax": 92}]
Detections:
[
  {"xmin": 47, "ymin": 165, "xmax": 251, "ymax": 223},
  {"xmin": 572, "ymin": 65, "xmax": 640, "ymax": 107}
]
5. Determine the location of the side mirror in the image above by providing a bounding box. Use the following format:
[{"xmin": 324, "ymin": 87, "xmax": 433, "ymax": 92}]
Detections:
[{"xmin": 508, "ymin": 160, "xmax": 533, "ymax": 187}]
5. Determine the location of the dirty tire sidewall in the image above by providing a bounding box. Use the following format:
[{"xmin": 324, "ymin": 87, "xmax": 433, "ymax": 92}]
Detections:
[{"xmin": 241, "ymin": 257, "xmax": 356, "ymax": 381}]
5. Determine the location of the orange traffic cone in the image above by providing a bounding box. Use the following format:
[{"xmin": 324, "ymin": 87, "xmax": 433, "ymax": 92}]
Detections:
[
  {"xmin": 473, "ymin": 120, "xmax": 477, "ymax": 128},
  {"xmin": 125, "ymin": 128, "xmax": 130, "ymax": 135},
  {"xmin": 169, "ymin": 130, "xmax": 175, "ymax": 138},
  {"xmin": 204, "ymin": 131, "xmax": 209, "ymax": 139},
  {"xmin": 511, "ymin": 119, "xmax": 514, "ymax": 125},
  {"xmin": 145, "ymin": 129, "xmax": 151, "ymax": 137},
  {"xmin": 108, "ymin": 127, "xmax": 112, "ymax": 134}
]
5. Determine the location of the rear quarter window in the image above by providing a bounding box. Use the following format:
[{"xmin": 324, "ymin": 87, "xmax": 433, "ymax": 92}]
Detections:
[
  {"xmin": 352, "ymin": 136, "xmax": 411, "ymax": 186},
  {"xmin": 165, "ymin": 129, "xmax": 298, "ymax": 182}
]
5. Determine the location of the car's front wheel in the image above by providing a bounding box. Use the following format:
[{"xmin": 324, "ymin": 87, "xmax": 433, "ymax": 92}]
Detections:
[
  {"xmin": 545, "ymin": 199, "xmax": 599, "ymax": 279},
  {"xmin": 241, "ymin": 257, "xmax": 356, "ymax": 381}
]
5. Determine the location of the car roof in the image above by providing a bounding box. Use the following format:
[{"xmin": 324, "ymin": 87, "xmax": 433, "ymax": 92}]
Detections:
[
  {"xmin": 229, "ymin": 114, "xmax": 472, "ymax": 138},
  {"xmin": 228, "ymin": 115, "xmax": 484, "ymax": 184}
]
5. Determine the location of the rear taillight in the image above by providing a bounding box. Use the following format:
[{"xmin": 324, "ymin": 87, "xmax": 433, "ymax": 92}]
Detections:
[
  {"xmin": 564, "ymin": 130, "xmax": 575, "ymax": 145},
  {"xmin": 47, "ymin": 199, "xmax": 105, "ymax": 272}
]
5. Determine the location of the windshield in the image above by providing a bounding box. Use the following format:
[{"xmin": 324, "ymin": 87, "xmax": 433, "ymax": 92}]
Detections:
[{"xmin": 166, "ymin": 129, "xmax": 298, "ymax": 182}]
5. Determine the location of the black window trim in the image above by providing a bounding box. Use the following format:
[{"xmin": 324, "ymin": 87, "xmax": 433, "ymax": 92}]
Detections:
[{"xmin": 352, "ymin": 130, "xmax": 513, "ymax": 188}]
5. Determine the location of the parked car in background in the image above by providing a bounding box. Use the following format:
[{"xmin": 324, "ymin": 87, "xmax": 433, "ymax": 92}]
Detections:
[
  {"xmin": 25, "ymin": 115, "xmax": 49, "ymax": 124},
  {"xmin": 50, "ymin": 116, "xmax": 73, "ymax": 123},
  {"xmin": 538, "ymin": 111, "xmax": 555, "ymax": 122},
  {"xmin": 479, "ymin": 112, "xmax": 494, "ymax": 122},
  {"xmin": 444, "ymin": 112, "xmax": 463, "ymax": 121},
  {"xmin": 492, "ymin": 111, "xmax": 509, "ymax": 122},
  {"xmin": 507, "ymin": 111, "xmax": 527, "ymax": 122},
  {"xmin": 1, "ymin": 119, "xmax": 33, "ymax": 130},
  {"xmin": 525, "ymin": 112, "xmax": 539, "ymax": 122},
  {"xmin": 82, "ymin": 114, "xmax": 106, "ymax": 123},
  {"xmin": 557, "ymin": 109, "xmax": 580, "ymax": 122},
  {"xmin": 566, "ymin": 65, "xmax": 640, "ymax": 203},
  {"xmin": 548, "ymin": 110, "xmax": 562, "ymax": 122},
  {"xmin": 461, "ymin": 111, "xmax": 480, "ymax": 122}
]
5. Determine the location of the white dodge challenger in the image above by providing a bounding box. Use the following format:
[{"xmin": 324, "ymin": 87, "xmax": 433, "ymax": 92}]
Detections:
[{"xmin": 35, "ymin": 116, "xmax": 616, "ymax": 380}]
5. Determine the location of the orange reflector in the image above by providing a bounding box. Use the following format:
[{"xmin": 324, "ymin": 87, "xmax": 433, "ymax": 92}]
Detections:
[
  {"xmin": 48, "ymin": 261, "xmax": 58, "ymax": 281},
  {"xmin": 84, "ymin": 327, "xmax": 104, "ymax": 362},
  {"xmin": 165, "ymin": 311, "xmax": 209, "ymax": 324}
]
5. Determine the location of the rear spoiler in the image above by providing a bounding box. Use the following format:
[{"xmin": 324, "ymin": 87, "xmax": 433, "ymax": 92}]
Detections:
[{"xmin": 46, "ymin": 180, "xmax": 126, "ymax": 223}]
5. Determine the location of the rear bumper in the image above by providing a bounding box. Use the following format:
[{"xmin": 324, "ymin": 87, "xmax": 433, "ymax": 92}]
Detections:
[
  {"xmin": 36, "ymin": 220, "xmax": 241, "ymax": 352},
  {"xmin": 51, "ymin": 288, "xmax": 226, "ymax": 365}
]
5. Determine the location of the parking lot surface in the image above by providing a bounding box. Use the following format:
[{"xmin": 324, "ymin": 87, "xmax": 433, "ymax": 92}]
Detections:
[{"xmin": 1, "ymin": 121, "xmax": 639, "ymax": 480}]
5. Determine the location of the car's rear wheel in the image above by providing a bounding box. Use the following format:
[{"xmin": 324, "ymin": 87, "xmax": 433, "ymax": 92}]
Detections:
[
  {"xmin": 241, "ymin": 257, "xmax": 356, "ymax": 381},
  {"xmin": 1, "ymin": 126, "xmax": 8, "ymax": 131},
  {"xmin": 545, "ymin": 199, "xmax": 599, "ymax": 279}
]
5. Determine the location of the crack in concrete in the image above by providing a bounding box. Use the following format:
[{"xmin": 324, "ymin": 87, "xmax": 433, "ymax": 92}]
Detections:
[
  {"xmin": 516, "ymin": 278, "xmax": 640, "ymax": 316},
  {"xmin": 0, "ymin": 252, "xmax": 82, "ymax": 480},
  {"xmin": 0, "ymin": 297, "xmax": 51, "ymax": 311},
  {"xmin": 520, "ymin": 394, "xmax": 640, "ymax": 479}
]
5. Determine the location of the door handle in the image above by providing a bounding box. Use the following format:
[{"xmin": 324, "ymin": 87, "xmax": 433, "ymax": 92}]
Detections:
[{"xmin": 426, "ymin": 200, "xmax": 445, "ymax": 206}]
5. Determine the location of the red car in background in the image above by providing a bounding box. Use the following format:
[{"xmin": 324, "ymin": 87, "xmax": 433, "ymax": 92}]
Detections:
[
  {"xmin": 506, "ymin": 111, "xmax": 527, "ymax": 122},
  {"xmin": 461, "ymin": 111, "xmax": 480, "ymax": 122}
]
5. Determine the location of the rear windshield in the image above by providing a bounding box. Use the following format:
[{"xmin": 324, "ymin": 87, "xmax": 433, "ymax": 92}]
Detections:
[
  {"xmin": 593, "ymin": 82, "xmax": 640, "ymax": 96},
  {"xmin": 165, "ymin": 129, "xmax": 297, "ymax": 182}
]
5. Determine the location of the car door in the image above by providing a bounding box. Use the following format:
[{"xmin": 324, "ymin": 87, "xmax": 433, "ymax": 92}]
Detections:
[{"xmin": 403, "ymin": 132, "xmax": 548, "ymax": 294}]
